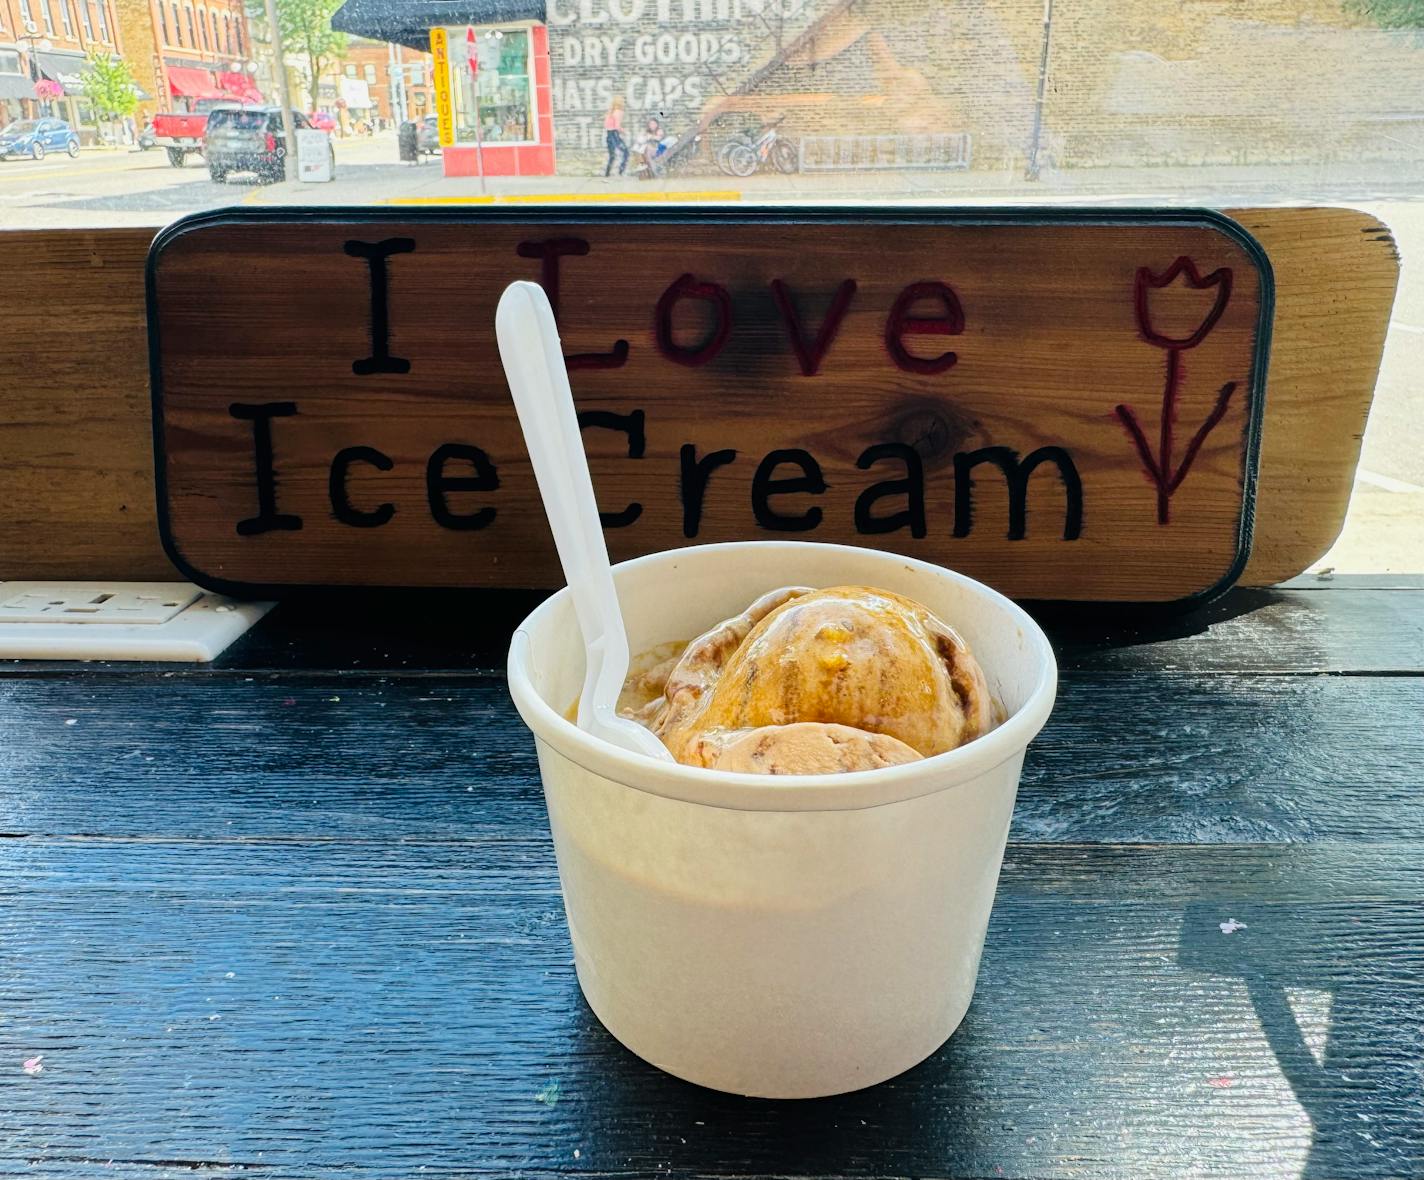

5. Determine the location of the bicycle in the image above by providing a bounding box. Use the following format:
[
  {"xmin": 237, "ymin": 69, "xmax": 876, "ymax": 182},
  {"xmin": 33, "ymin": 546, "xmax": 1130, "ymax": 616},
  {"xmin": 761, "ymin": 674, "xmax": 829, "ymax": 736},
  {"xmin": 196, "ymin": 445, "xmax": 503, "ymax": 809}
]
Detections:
[{"xmin": 717, "ymin": 116, "xmax": 798, "ymax": 178}]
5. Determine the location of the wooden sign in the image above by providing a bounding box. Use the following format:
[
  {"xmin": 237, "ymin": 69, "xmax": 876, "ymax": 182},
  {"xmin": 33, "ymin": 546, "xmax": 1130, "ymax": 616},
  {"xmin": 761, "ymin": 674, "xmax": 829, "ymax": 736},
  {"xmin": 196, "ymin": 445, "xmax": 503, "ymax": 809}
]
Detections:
[{"xmin": 148, "ymin": 209, "xmax": 1272, "ymax": 603}]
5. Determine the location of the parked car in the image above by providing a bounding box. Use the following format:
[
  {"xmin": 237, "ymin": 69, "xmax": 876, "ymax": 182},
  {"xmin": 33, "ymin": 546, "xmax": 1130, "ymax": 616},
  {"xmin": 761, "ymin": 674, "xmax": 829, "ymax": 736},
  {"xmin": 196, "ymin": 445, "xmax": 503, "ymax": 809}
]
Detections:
[
  {"xmin": 151, "ymin": 98, "xmax": 239, "ymax": 167},
  {"xmin": 0, "ymin": 118, "xmax": 80, "ymax": 161},
  {"xmin": 309, "ymin": 111, "xmax": 337, "ymax": 133},
  {"xmin": 205, "ymin": 106, "xmax": 329, "ymax": 184},
  {"xmin": 417, "ymin": 113, "xmax": 441, "ymax": 155}
]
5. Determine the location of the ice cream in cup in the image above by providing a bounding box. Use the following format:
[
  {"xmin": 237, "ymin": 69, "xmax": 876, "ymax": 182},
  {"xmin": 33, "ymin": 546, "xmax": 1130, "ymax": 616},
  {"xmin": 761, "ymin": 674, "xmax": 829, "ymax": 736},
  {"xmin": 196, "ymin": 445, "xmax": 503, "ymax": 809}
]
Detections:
[{"xmin": 507, "ymin": 540, "xmax": 1057, "ymax": 1099}]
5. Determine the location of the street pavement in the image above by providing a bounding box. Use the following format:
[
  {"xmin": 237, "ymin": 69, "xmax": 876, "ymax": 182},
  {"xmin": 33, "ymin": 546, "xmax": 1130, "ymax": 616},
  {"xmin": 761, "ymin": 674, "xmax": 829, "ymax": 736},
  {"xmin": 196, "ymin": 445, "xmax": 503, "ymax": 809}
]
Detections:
[{"xmin": 0, "ymin": 133, "xmax": 1418, "ymax": 573}]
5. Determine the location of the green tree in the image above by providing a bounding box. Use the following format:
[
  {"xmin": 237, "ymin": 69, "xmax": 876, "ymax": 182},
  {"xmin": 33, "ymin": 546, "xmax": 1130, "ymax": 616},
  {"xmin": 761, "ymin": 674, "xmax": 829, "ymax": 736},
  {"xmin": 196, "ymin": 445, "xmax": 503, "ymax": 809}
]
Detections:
[
  {"xmin": 247, "ymin": 0, "xmax": 347, "ymax": 102},
  {"xmin": 1348, "ymin": 0, "xmax": 1424, "ymax": 28},
  {"xmin": 79, "ymin": 51, "xmax": 138, "ymax": 139}
]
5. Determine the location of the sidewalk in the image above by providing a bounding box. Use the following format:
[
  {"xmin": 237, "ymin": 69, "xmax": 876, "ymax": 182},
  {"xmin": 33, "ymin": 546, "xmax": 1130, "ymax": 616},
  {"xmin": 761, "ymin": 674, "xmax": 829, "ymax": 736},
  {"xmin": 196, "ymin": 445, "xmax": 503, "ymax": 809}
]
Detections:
[{"xmin": 255, "ymin": 134, "xmax": 1424, "ymax": 209}]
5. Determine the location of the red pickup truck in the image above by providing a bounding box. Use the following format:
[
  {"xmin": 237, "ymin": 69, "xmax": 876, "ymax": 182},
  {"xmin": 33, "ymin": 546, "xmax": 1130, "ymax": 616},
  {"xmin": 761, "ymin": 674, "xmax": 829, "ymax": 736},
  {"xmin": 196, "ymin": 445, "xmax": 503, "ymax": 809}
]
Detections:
[{"xmin": 152, "ymin": 99, "xmax": 250, "ymax": 167}]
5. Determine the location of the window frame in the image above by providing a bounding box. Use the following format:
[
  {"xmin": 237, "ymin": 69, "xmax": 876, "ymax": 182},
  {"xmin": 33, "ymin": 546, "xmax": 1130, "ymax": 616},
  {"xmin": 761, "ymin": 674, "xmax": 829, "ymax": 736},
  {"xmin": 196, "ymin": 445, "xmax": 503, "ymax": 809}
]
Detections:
[{"xmin": 448, "ymin": 25, "xmax": 538, "ymax": 148}]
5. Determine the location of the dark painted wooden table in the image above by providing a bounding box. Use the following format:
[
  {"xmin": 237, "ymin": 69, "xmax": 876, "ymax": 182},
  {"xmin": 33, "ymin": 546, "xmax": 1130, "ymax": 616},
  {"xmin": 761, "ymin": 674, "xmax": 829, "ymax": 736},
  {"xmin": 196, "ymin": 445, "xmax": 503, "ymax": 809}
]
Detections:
[{"xmin": 3, "ymin": 577, "xmax": 1422, "ymax": 1179}]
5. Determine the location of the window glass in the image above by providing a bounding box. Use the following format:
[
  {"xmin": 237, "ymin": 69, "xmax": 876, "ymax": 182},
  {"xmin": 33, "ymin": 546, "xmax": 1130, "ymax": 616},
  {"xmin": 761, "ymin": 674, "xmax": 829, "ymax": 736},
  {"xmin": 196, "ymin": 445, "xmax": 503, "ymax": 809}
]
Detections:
[
  {"xmin": 0, "ymin": 2, "xmax": 1417, "ymax": 574},
  {"xmin": 208, "ymin": 108, "xmax": 265, "ymax": 130},
  {"xmin": 450, "ymin": 26, "xmax": 532, "ymax": 144}
]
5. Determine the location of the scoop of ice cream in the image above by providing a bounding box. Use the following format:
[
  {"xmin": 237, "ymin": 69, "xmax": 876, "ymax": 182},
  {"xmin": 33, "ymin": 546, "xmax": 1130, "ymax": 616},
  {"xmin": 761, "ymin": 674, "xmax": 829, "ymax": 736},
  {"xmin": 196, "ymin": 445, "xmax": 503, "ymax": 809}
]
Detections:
[
  {"xmin": 624, "ymin": 584, "xmax": 995, "ymax": 774},
  {"xmin": 629, "ymin": 585, "xmax": 813, "ymax": 734},
  {"xmin": 686, "ymin": 722, "xmax": 923, "ymax": 774}
]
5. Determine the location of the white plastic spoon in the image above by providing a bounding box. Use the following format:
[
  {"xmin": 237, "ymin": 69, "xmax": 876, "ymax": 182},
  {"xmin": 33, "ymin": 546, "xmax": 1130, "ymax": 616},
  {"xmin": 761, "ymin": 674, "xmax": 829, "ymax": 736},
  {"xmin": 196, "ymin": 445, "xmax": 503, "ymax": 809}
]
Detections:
[{"xmin": 495, "ymin": 280, "xmax": 674, "ymax": 762}]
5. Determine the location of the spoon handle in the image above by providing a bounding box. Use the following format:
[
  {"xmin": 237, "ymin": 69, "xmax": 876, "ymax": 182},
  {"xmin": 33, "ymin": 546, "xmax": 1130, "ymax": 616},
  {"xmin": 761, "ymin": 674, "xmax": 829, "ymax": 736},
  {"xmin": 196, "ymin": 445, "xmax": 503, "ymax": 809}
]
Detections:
[{"xmin": 495, "ymin": 281, "xmax": 631, "ymax": 733}]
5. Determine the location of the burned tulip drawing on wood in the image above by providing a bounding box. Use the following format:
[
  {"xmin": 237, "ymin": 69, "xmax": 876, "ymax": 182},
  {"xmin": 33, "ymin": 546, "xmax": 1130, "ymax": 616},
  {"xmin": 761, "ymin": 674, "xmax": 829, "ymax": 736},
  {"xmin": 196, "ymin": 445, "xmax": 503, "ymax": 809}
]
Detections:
[{"xmin": 1116, "ymin": 256, "xmax": 1238, "ymax": 524}]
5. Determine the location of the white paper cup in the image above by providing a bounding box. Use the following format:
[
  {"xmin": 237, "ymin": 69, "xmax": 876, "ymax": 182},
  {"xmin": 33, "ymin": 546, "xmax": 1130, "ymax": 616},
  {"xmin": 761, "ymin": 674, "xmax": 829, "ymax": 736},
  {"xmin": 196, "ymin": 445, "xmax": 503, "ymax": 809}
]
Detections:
[{"xmin": 507, "ymin": 542, "xmax": 1056, "ymax": 1098}]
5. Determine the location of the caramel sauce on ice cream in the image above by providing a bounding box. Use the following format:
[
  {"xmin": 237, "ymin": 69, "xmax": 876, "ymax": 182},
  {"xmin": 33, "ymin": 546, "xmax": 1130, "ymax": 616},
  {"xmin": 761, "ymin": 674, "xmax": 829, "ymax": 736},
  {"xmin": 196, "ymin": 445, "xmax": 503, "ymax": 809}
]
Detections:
[{"xmin": 620, "ymin": 585, "xmax": 996, "ymax": 775}]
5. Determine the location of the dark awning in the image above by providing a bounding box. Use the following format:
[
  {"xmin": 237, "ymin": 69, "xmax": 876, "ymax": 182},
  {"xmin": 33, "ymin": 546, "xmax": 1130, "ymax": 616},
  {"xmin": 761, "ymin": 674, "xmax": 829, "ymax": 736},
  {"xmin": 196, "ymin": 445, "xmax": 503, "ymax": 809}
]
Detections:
[
  {"xmin": 332, "ymin": 0, "xmax": 544, "ymax": 50},
  {"xmin": 35, "ymin": 51, "xmax": 90, "ymax": 95},
  {"xmin": 0, "ymin": 73, "xmax": 34, "ymax": 100}
]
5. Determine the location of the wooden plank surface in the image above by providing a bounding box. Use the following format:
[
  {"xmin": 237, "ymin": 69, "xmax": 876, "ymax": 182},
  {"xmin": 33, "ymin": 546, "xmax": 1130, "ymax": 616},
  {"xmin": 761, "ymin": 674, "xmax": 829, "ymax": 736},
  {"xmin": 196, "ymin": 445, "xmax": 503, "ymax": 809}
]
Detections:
[
  {"xmin": 3, "ymin": 840, "xmax": 1421, "ymax": 1179},
  {"xmin": 2, "ymin": 667, "xmax": 1421, "ymax": 846},
  {"xmin": 0, "ymin": 207, "xmax": 1399, "ymax": 589},
  {"xmin": 1, "ymin": 588, "xmax": 1421, "ymax": 1178},
  {"xmin": 1234, "ymin": 207, "xmax": 1400, "ymax": 583},
  {"xmin": 2, "ymin": 581, "xmax": 1419, "ymax": 677}
]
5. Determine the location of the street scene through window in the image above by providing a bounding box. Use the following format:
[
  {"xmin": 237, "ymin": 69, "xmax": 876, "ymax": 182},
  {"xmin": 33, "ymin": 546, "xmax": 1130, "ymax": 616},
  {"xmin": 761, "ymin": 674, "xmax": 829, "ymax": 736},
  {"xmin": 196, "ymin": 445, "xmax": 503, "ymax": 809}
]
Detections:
[{"xmin": 0, "ymin": 0, "xmax": 1419, "ymax": 571}]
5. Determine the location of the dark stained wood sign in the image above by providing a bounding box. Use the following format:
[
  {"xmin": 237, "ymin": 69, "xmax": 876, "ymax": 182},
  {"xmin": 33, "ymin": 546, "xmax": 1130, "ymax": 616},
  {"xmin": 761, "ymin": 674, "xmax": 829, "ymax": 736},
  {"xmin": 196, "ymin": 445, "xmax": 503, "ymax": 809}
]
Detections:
[{"xmin": 148, "ymin": 208, "xmax": 1272, "ymax": 603}]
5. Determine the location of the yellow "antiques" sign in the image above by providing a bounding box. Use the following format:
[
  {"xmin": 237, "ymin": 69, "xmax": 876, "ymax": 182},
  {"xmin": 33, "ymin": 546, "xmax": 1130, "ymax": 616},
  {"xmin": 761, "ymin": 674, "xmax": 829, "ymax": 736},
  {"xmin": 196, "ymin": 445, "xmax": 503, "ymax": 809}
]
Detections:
[{"xmin": 429, "ymin": 27, "xmax": 454, "ymax": 148}]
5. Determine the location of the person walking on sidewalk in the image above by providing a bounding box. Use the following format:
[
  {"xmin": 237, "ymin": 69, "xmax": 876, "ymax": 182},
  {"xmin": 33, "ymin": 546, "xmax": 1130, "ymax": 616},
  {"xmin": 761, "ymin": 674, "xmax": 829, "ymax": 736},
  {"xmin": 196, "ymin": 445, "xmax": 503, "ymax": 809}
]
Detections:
[{"xmin": 603, "ymin": 96, "xmax": 629, "ymax": 177}]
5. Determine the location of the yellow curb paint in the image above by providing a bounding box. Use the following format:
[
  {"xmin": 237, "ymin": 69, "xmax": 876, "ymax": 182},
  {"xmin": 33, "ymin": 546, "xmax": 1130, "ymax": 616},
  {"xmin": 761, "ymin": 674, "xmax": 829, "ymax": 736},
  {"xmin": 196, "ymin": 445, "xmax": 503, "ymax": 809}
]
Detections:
[
  {"xmin": 496, "ymin": 190, "xmax": 740, "ymax": 203},
  {"xmin": 382, "ymin": 195, "xmax": 497, "ymax": 206},
  {"xmin": 384, "ymin": 190, "xmax": 740, "ymax": 206}
]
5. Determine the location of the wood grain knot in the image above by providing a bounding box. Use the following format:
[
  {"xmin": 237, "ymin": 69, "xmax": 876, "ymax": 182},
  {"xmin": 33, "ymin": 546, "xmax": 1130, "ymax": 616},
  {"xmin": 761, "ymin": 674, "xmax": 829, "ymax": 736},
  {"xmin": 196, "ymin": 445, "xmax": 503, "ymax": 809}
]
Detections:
[{"xmin": 887, "ymin": 399, "xmax": 979, "ymax": 472}]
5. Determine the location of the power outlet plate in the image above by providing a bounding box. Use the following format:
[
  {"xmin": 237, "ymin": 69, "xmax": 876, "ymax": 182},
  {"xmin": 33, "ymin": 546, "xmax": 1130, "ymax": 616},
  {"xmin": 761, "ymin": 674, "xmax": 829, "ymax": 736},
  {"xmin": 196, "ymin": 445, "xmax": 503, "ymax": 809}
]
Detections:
[
  {"xmin": 0, "ymin": 582, "xmax": 274, "ymax": 662},
  {"xmin": 0, "ymin": 583, "xmax": 202, "ymax": 624}
]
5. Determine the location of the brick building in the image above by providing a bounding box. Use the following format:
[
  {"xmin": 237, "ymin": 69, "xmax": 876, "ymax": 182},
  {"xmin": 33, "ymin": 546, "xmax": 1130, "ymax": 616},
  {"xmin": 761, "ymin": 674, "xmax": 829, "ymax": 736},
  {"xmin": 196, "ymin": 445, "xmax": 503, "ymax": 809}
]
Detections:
[
  {"xmin": 334, "ymin": 0, "xmax": 1424, "ymax": 179},
  {"xmin": 342, "ymin": 36, "xmax": 435, "ymax": 127},
  {"xmin": 0, "ymin": 0, "xmax": 127, "ymax": 139},
  {"xmin": 0, "ymin": 0, "xmax": 254, "ymax": 134},
  {"xmin": 126, "ymin": 0, "xmax": 257, "ymax": 120}
]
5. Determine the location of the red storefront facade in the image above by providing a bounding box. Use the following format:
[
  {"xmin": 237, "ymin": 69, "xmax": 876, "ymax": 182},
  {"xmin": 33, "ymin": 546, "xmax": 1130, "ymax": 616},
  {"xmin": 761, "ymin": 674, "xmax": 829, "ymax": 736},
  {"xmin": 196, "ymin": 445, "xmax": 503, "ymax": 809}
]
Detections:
[{"xmin": 438, "ymin": 20, "xmax": 553, "ymax": 179}]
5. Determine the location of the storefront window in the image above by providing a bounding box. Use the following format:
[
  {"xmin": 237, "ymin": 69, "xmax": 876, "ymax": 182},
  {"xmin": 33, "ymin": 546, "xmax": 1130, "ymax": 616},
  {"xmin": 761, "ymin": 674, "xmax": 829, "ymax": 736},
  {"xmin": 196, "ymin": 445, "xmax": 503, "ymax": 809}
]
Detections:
[{"xmin": 450, "ymin": 26, "xmax": 533, "ymax": 145}]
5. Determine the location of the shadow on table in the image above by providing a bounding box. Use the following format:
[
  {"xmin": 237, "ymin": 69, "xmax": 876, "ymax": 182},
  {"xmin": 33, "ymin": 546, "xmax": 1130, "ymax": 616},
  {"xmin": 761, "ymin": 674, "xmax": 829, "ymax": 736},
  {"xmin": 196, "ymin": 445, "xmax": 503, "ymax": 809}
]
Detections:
[
  {"xmin": 1179, "ymin": 903, "xmax": 1424, "ymax": 1179},
  {"xmin": 559, "ymin": 994, "xmax": 999, "ymax": 1178},
  {"xmin": 1036, "ymin": 587, "xmax": 1288, "ymax": 659}
]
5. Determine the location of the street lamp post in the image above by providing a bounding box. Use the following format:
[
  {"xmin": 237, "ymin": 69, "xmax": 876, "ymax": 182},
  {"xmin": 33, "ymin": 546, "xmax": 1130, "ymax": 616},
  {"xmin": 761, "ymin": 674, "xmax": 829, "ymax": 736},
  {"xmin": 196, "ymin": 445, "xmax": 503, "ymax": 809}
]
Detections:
[
  {"xmin": 18, "ymin": 22, "xmax": 54, "ymax": 116},
  {"xmin": 261, "ymin": 0, "xmax": 297, "ymax": 181},
  {"xmin": 387, "ymin": 41, "xmax": 406, "ymax": 127}
]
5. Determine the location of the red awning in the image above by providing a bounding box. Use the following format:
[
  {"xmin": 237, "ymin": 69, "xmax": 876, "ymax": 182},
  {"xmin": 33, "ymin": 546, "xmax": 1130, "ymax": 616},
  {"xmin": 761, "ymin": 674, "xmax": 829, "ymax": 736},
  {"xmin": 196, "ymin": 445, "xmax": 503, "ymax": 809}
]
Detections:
[
  {"xmin": 217, "ymin": 72, "xmax": 263, "ymax": 104},
  {"xmin": 167, "ymin": 66, "xmax": 224, "ymax": 100}
]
